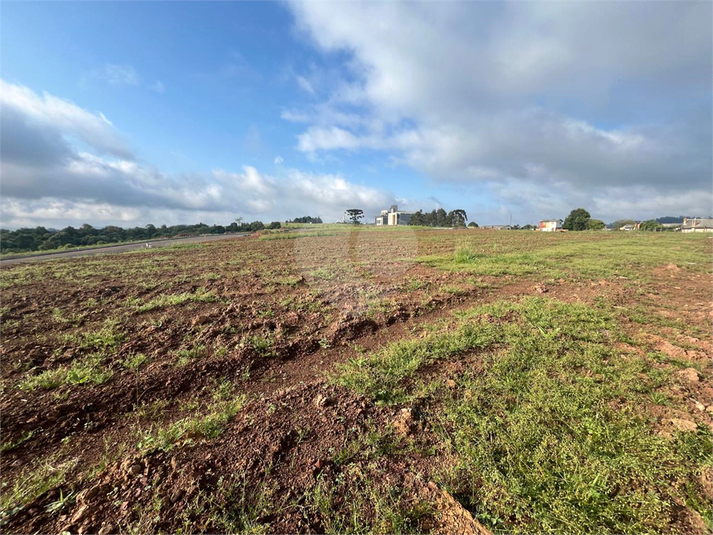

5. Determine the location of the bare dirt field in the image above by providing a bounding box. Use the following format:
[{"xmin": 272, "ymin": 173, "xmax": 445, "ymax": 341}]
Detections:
[{"xmin": 1, "ymin": 227, "xmax": 711, "ymax": 534}]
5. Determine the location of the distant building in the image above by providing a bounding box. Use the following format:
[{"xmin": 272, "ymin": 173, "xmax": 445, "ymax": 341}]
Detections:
[
  {"xmin": 538, "ymin": 219, "xmax": 563, "ymax": 232},
  {"xmin": 620, "ymin": 222, "xmax": 641, "ymax": 231},
  {"xmin": 375, "ymin": 205, "xmax": 414, "ymax": 226},
  {"xmin": 681, "ymin": 217, "xmax": 713, "ymax": 233}
]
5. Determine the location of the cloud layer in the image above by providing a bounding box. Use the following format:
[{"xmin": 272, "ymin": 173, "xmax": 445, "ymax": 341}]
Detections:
[
  {"xmin": 1, "ymin": 80, "xmax": 393, "ymax": 228},
  {"xmin": 286, "ymin": 1, "xmax": 712, "ymax": 219}
]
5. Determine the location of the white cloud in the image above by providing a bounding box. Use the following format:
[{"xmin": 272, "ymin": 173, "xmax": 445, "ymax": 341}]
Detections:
[
  {"xmin": 274, "ymin": 156, "xmax": 284, "ymax": 165},
  {"xmin": 296, "ymin": 75, "xmax": 315, "ymax": 95},
  {"xmin": 0, "ymin": 79, "xmax": 395, "ymax": 228},
  {"xmin": 149, "ymin": 80, "xmax": 165, "ymax": 94},
  {"xmin": 101, "ymin": 64, "xmax": 140, "ymax": 86},
  {"xmin": 0, "ymin": 79, "xmax": 131, "ymax": 159},
  {"xmin": 286, "ymin": 1, "xmax": 712, "ymax": 218}
]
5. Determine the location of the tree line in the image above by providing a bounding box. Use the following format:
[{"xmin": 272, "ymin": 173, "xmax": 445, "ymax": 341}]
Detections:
[
  {"xmin": 409, "ymin": 208, "xmax": 471, "ymax": 227},
  {"xmin": 564, "ymin": 209, "xmax": 675, "ymax": 232},
  {"xmin": 289, "ymin": 216, "xmax": 323, "ymax": 224},
  {"xmin": 0, "ymin": 220, "xmax": 282, "ymax": 254}
]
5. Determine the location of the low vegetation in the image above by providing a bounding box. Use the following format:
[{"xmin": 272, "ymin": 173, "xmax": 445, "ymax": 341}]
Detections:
[
  {"xmin": 1, "ymin": 228, "xmax": 710, "ymax": 534},
  {"xmin": 336, "ymin": 297, "xmax": 712, "ymax": 532}
]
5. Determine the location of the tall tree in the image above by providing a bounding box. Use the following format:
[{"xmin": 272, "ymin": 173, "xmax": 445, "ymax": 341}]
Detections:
[
  {"xmin": 563, "ymin": 208, "xmax": 592, "ymax": 231},
  {"xmin": 409, "ymin": 210, "xmax": 424, "ymax": 226},
  {"xmin": 345, "ymin": 209, "xmax": 364, "ymax": 225},
  {"xmin": 450, "ymin": 209, "xmax": 468, "ymax": 227}
]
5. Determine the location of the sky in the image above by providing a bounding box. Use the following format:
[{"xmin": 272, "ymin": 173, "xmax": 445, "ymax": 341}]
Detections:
[{"xmin": 1, "ymin": 1, "xmax": 711, "ymax": 229}]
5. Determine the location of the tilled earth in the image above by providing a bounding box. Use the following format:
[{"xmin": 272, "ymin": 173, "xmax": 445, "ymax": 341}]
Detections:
[{"xmin": 1, "ymin": 229, "xmax": 711, "ymax": 534}]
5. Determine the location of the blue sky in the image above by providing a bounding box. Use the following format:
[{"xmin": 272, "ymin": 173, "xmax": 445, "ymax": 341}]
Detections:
[{"xmin": 1, "ymin": 1, "xmax": 711, "ymax": 228}]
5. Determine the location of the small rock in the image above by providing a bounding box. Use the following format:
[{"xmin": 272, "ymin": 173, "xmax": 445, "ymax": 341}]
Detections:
[
  {"xmin": 671, "ymin": 418, "xmax": 698, "ymax": 432},
  {"xmin": 313, "ymin": 394, "xmax": 331, "ymax": 408},
  {"xmin": 678, "ymin": 368, "xmax": 700, "ymax": 384},
  {"xmin": 70, "ymin": 504, "xmax": 91, "ymax": 524},
  {"xmin": 128, "ymin": 463, "xmax": 142, "ymax": 477},
  {"xmin": 169, "ymin": 488, "xmax": 185, "ymax": 504},
  {"xmin": 445, "ymin": 379, "xmax": 456, "ymax": 389},
  {"xmin": 665, "ymin": 263, "xmax": 680, "ymax": 271},
  {"xmin": 98, "ymin": 523, "xmax": 116, "ymax": 535},
  {"xmin": 192, "ymin": 314, "xmax": 212, "ymax": 326},
  {"xmin": 706, "ymin": 406, "xmax": 713, "ymax": 416},
  {"xmin": 534, "ymin": 285, "xmax": 549, "ymax": 294},
  {"xmin": 694, "ymin": 400, "xmax": 706, "ymax": 412},
  {"xmin": 77, "ymin": 485, "xmax": 100, "ymax": 504}
]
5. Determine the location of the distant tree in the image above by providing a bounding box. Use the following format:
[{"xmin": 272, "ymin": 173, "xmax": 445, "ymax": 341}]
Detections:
[
  {"xmin": 267, "ymin": 221, "xmax": 282, "ymax": 229},
  {"xmin": 563, "ymin": 208, "xmax": 592, "ymax": 231},
  {"xmin": 345, "ymin": 209, "xmax": 364, "ymax": 225},
  {"xmin": 424, "ymin": 210, "xmax": 437, "ymax": 226},
  {"xmin": 468, "ymin": 222, "xmax": 479, "ymax": 228},
  {"xmin": 587, "ymin": 219, "xmax": 606, "ymax": 230},
  {"xmin": 449, "ymin": 209, "xmax": 468, "ymax": 227},
  {"xmin": 409, "ymin": 210, "xmax": 425, "ymax": 226},
  {"xmin": 639, "ymin": 219, "xmax": 664, "ymax": 232},
  {"xmin": 290, "ymin": 216, "xmax": 322, "ymax": 224},
  {"xmin": 410, "ymin": 208, "xmax": 468, "ymax": 227}
]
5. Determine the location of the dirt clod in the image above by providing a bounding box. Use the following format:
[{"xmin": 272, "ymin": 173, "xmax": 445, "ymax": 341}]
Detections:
[
  {"xmin": 128, "ymin": 463, "xmax": 142, "ymax": 476},
  {"xmin": 393, "ymin": 408, "xmax": 415, "ymax": 436},
  {"xmin": 313, "ymin": 394, "xmax": 332, "ymax": 408},
  {"xmin": 425, "ymin": 481, "xmax": 492, "ymax": 535},
  {"xmin": 678, "ymin": 368, "xmax": 700, "ymax": 384},
  {"xmin": 670, "ymin": 418, "xmax": 699, "ymax": 432}
]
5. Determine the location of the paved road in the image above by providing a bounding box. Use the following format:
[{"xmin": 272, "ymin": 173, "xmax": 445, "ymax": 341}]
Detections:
[{"xmin": 0, "ymin": 233, "xmax": 250, "ymax": 266}]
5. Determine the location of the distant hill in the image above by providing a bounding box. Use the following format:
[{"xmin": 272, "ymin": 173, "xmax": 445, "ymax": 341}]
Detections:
[
  {"xmin": 655, "ymin": 215, "xmax": 712, "ymax": 224},
  {"xmin": 655, "ymin": 216, "xmax": 688, "ymax": 224}
]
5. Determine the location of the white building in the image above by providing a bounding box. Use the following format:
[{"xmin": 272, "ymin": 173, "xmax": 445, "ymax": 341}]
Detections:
[
  {"xmin": 538, "ymin": 219, "xmax": 563, "ymax": 232},
  {"xmin": 375, "ymin": 205, "xmax": 414, "ymax": 226},
  {"xmin": 681, "ymin": 217, "xmax": 713, "ymax": 233}
]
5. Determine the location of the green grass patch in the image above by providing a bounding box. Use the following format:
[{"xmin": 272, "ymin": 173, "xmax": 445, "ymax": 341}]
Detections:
[
  {"xmin": 18, "ymin": 368, "xmax": 67, "ymax": 391},
  {"xmin": 421, "ymin": 233, "xmax": 712, "ymax": 281},
  {"xmin": 0, "ymin": 430, "xmax": 35, "ymax": 453},
  {"xmin": 137, "ymin": 395, "xmax": 248, "ymax": 453},
  {"xmin": 131, "ymin": 289, "xmax": 217, "ymax": 312},
  {"xmin": 79, "ymin": 321, "xmax": 124, "ymax": 351},
  {"xmin": 335, "ymin": 297, "xmax": 712, "ymax": 533},
  {"xmin": 176, "ymin": 344, "xmax": 206, "ymax": 365},
  {"xmin": 19, "ymin": 353, "xmax": 113, "ymax": 392},
  {"xmin": 0, "ymin": 457, "xmax": 77, "ymax": 522}
]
